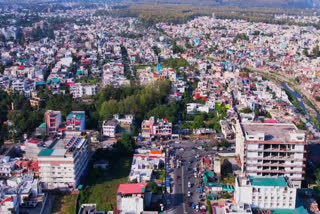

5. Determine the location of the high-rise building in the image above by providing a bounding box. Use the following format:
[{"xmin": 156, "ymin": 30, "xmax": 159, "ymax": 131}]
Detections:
[
  {"xmin": 235, "ymin": 122, "xmax": 306, "ymax": 188},
  {"xmin": 38, "ymin": 131, "xmax": 89, "ymax": 190}
]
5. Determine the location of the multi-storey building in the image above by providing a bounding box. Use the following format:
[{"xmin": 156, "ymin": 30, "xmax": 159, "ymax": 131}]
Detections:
[
  {"xmin": 66, "ymin": 111, "xmax": 85, "ymax": 131},
  {"xmin": 235, "ymin": 175, "xmax": 296, "ymax": 209},
  {"xmin": 113, "ymin": 114, "xmax": 134, "ymax": 126},
  {"xmin": 0, "ymin": 195, "xmax": 19, "ymax": 214},
  {"xmin": 45, "ymin": 110, "xmax": 62, "ymax": 136},
  {"xmin": 117, "ymin": 183, "xmax": 146, "ymax": 214},
  {"xmin": 141, "ymin": 117, "xmax": 172, "ymax": 138},
  {"xmin": 153, "ymin": 118, "xmax": 172, "ymax": 137},
  {"xmin": 141, "ymin": 117, "xmax": 154, "ymax": 138},
  {"xmin": 12, "ymin": 78, "xmax": 26, "ymax": 93},
  {"xmin": 70, "ymin": 83, "xmax": 98, "ymax": 98},
  {"xmin": 235, "ymin": 122, "xmax": 307, "ymax": 188},
  {"xmin": 37, "ymin": 131, "xmax": 89, "ymax": 190},
  {"xmin": 102, "ymin": 119, "xmax": 119, "ymax": 137}
]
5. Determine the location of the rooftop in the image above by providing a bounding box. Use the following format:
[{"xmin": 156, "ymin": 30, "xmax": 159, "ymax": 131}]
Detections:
[
  {"xmin": 117, "ymin": 183, "xmax": 147, "ymax": 195},
  {"xmin": 67, "ymin": 111, "xmax": 85, "ymax": 119},
  {"xmin": 249, "ymin": 176, "xmax": 288, "ymax": 187},
  {"xmin": 241, "ymin": 123, "xmax": 305, "ymax": 142},
  {"xmin": 38, "ymin": 133, "xmax": 87, "ymax": 157}
]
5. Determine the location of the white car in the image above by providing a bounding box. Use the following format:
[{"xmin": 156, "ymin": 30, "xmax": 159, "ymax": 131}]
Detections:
[
  {"xmin": 187, "ymin": 191, "xmax": 191, "ymax": 197},
  {"xmin": 188, "ymin": 181, "xmax": 191, "ymax": 188}
]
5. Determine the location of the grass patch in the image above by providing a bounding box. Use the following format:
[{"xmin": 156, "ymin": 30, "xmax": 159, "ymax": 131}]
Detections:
[
  {"xmin": 52, "ymin": 193, "xmax": 78, "ymax": 214},
  {"xmin": 78, "ymin": 155, "xmax": 132, "ymax": 212}
]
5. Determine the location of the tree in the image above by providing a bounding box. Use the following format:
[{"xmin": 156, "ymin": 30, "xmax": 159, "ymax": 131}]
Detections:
[
  {"xmin": 315, "ymin": 168, "xmax": 320, "ymax": 182},
  {"xmin": 192, "ymin": 115, "xmax": 205, "ymax": 129},
  {"xmin": 114, "ymin": 134, "xmax": 135, "ymax": 155},
  {"xmin": 99, "ymin": 100, "xmax": 119, "ymax": 120},
  {"xmin": 221, "ymin": 159, "xmax": 233, "ymax": 179},
  {"xmin": 218, "ymin": 139, "xmax": 229, "ymax": 148},
  {"xmin": 239, "ymin": 107, "xmax": 252, "ymax": 113},
  {"xmin": 208, "ymin": 122, "xmax": 221, "ymax": 133}
]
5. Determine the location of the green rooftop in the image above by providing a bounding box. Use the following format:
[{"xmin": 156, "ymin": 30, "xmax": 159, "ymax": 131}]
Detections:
[
  {"xmin": 39, "ymin": 123, "xmax": 46, "ymax": 128},
  {"xmin": 249, "ymin": 176, "xmax": 288, "ymax": 187},
  {"xmin": 268, "ymin": 206, "xmax": 308, "ymax": 214},
  {"xmin": 67, "ymin": 112, "xmax": 84, "ymax": 119},
  {"xmin": 38, "ymin": 149, "xmax": 54, "ymax": 157}
]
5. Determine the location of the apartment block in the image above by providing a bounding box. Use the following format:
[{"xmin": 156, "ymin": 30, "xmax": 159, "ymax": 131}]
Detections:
[
  {"xmin": 38, "ymin": 132, "xmax": 89, "ymax": 190},
  {"xmin": 45, "ymin": 110, "xmax": 62, "ymax": 136},
  {"xmin": 141, "ymin": 117, "xmax": 172, "ymax": 138},
  {"xmin": 66, "ymin": 111, "xmax": 85, "ymax": 131},
  {"xmin": 235, "ymin": 122, "xmax": 307, "ymax": 188},
  {"xmin": 235, "ymin": 175, "xmax": 296, "ymax": 209},
  {"xmin": 102, "ymin": 119, "xmax": 119, "ymax": 137}
]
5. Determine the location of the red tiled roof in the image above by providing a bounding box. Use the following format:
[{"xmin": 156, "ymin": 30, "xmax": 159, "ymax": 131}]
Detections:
[
  {"xmin": 117, "ymin": 183, "xmax": 147, "ymax": 195},
  {"xmin": 28, "ymin": 139, "xmax": 41, "ymax": 144}
]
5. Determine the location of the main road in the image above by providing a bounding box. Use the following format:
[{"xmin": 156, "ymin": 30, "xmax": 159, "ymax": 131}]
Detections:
[{"xmin": 165, "ymin": 140, "xmax": 213, "ymax": 214}]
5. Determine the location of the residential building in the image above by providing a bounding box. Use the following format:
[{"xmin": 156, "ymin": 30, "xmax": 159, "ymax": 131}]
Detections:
[
  {"xmin": 141, "ymin": 117, "xmax": 154, "ymax": 138},
  {"xmin": 24, "ymin": 139, "xmax": 44, "ymax": 160},
  {"xmin": 153, "ymin": 118, "xmax": 172, "ymax": 137},
  {"xmin": 0, "ymin": 157, "xmax": 17, "ymax": 178},
  {"xmin": 102, "ymin": 119, "xmax": 119, "ymax": 137},
  {"xmin": 66, "ymin": 111, "xmax": 86, "ymax": 131},
  {"xmin": 38, "ymin": 132, "xmax": 89, "ymax": 189},
  {"xmin": 113, "ymin": 114, "xmax": 134, "ymax": 126},
  {"xmin": 45, "ymin": 110, "xmax": 62, "ymax": 136},
  {"xmin": 141, "ymin": 117, "xmax": 172, "ymax": 138},
  {"xmin": 70, "ymin": 83, "xmax": 98, "ymax": 98},
  {"xmin": 0, "ymin": 195, "xmax": 19, "ymax": 214},
  {"xmin": 117, "ymin": 183, "xmax": 147, "ymax": 214},
  {"xmin": 129, "ymin": 153, "xmax": 164, "ymax": 182},
  {"xmin": 18, "ymin": 178, "xmax": 43, "ymax": 208},
  {"xmin": 235, "ymin": 122, "xmax": 307, "ymax": 188},
  {"xmin": 235, "ymin": 175, "xmax": 296, "ymax": 209}
]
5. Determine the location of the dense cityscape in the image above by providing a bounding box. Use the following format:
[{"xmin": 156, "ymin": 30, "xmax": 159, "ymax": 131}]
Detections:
[{"xmin": 1, "ymin": 1, "xmax": 320, "ymax": 214}]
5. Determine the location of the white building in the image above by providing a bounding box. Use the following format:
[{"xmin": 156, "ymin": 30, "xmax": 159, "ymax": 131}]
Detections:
[
  {"xmin": 0, "ymin": 195, "xmax": 19, "ymax": 214},
  {"xmin": 117, "ymin": 183, "xmax": 146, "ymax": 214},
  {"xmin": 129, "ymin": 153, "xmax": 164, "ymax": 182},
  {"xmin": 187, "ymin": 102, "xmax": 214, "ymax": 114},
  {"xmin": 70, "ymin": 83, "xmax": 98, "ymax": 98},
  {"xmin": 102, "ymin": 119, "xmax": 119, "ymax": 137},
  {"xmin": 113, "ymin": 114, "xmax": 134, "ymax": 126},
  {"xmin": 235, "ymin": 175, "xmax": 296, "ymax": 209},
  {"xmin": 235, "ymin": 122, "xmax": 306, "ymax": 188},
  {"xmin": 0, "ymin": 157, "xmax": 17, "ymax": 178},
  {"xmin": 38, "ymin": 132, "xmax": 89, "ymax": 190},
  {"xmin": 12, "ymin": 78, "xmax": 26, "ymax": 92}
]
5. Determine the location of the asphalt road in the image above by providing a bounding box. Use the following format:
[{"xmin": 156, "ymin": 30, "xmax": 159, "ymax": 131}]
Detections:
[{"xmin": 165, "ymin": 140, "xmax": 213, "ymax": 214}]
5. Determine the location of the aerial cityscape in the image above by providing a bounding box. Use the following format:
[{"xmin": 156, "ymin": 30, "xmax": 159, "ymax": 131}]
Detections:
[{"xmin": 1, "ymin": 0, "xmax": 320, "ymax": 214}]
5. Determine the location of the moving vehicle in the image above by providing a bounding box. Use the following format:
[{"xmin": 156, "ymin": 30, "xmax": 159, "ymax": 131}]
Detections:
[
  {"xmin": 188, "ymin": 181, "xmax": 191, "ymax": 188},
  {"xmin": 187, "ymin": 191, "xmax": 191, "ymax": 197}
]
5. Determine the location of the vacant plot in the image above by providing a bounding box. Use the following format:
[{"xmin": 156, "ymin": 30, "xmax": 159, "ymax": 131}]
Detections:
[
  {"xmin": 52, "ymin": 193, "xmax": 78, "ymax": 214},
  {"xmin": 78, "ymin": 156, "xmax": 132, "ymax": 212}
]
